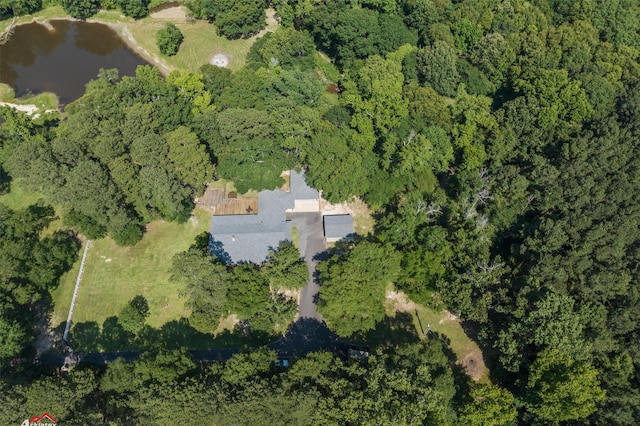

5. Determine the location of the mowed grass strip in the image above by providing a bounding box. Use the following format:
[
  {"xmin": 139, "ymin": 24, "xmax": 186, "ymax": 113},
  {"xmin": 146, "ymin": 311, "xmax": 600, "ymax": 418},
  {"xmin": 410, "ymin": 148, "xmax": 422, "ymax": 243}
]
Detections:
[
  {"xmin": 50, "ymin": 241, "xmax": 84, "ymax": 328},
  {"xmin": 51, "ymin": 208, "xmax": 211, "ymax": 330}
]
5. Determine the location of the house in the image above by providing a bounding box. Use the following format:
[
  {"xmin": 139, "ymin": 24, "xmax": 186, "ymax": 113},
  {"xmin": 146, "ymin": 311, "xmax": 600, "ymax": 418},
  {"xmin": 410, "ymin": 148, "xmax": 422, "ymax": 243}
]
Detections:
[
  {"xmin": 209, "ymin": 171, "xmax": 319, "ymax": 264},
  {"xmin": 323, "ymin": 214, "xmax": 355, "ymax": 243}
]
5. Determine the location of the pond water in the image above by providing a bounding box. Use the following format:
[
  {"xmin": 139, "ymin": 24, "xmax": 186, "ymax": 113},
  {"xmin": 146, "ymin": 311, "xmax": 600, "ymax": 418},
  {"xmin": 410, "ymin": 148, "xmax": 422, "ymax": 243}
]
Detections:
[{"xmin": 0, "ymin": 20, "xmax": 150, "ymax": 104}]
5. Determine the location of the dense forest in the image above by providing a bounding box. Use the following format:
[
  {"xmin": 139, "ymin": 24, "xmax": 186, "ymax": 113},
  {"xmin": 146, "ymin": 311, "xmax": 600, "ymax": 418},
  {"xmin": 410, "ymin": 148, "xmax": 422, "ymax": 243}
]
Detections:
[{"xmin": 2, "ymin": 0, "xmax": 640, "ymax": 424}]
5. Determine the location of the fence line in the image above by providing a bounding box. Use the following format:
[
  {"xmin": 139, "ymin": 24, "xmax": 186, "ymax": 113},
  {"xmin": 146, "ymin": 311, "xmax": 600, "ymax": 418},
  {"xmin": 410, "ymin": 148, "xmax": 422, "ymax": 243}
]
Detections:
[{"xmin": 63, "ymin": 240, "xmax": 91, "ymax": 343}]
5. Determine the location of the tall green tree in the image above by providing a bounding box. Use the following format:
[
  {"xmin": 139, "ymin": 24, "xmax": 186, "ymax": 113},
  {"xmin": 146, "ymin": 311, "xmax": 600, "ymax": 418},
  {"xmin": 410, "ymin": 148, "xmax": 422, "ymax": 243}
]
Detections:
[
  {"xmin": 156, "ymin": 22, "xmax": 184, "ymax": 56},
  {"xmin": 213, "ymin": 0, "xmax": 266, "ymax": 39},
  {"xmin": 227, "ymin": 264, "xmax": 271, "ymax": 319},
  {"xmin": 170, "ymin": 247, "xmax": 232, "ymax": 333},
  {"xmin": 61, "ymin": 0, "xmax": 100, "ymax": 19},
  {"xmin": 119, "ymin": 0, "xmax": 149, "ymax": 19},
  {"xmin": 417, "ymin": 41, "xmax": 461, "ymax": 97},
  {"xmin": 526, "ymin": 348, "xmax": 605, "ymax": 422},
  {"xmin": 214, "ymin": 108, "xmax": 291, "ymax": 193},
  {"xmin": 317, "ymin": 241, "xmax": 401, "ymax": 337},
  {"xmin": 165, "ymin": 126, "xmax": 213, "ymax": 194},
  {"xmin": 459, "ymin": 384, "xmax": 517, "ymax": 426},
  {"xmin": 257, "ymin": 28, "xmax": 317, "ymax": 69},
  {"xmin": 0, "ymin": 369, "xmax": 97, "ymax": 424},
  {"xmin": 221, "ymin": 348, "xmax": 277, "ymax": 385},
  {"xmin": 0, "ymin": 315, "xmax": 25, "ymax": 361},
  {"xmin": 118, "ymin": 295, "xmax": 150, "ymax": 335},
  {"xmin": 263, "ymin": 241, "xmax": 308, "ymax": 291},
  {"xmin": 0, "ymin": 0, "xmax": 42, "ymax": 16},
  {"xmin": 342, "ymin": 54, "xmax": 408, "ymax": 151}
]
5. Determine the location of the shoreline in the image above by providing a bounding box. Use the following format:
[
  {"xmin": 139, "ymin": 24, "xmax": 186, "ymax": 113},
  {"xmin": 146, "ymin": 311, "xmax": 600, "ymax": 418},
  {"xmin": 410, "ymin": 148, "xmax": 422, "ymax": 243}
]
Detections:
[
  {"xmin": 88, "ymin": 19, "xmax": 175, "ymax": 77},
  {"xmin": 5, "ymin": 12, "xmax": 175, "ymax": 77},
  {"xmin": 3, "ymin": 5, "xmax": 278, "ymax": 77}
]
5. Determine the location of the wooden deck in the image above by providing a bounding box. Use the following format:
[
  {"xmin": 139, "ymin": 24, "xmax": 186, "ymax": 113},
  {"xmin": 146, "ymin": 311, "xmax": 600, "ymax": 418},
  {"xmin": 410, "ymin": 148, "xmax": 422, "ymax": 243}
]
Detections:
[
  {"xmin": 212, "ymin": 198, "xmax": 258, "ymax": 215},
  {"xmin": 197, "ymin": 187, "xmax": 258, "ymax": 216}
]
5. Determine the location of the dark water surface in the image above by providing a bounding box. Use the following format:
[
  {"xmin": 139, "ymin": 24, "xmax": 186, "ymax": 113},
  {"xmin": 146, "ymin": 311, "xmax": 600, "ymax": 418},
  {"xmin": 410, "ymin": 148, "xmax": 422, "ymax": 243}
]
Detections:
[{"xmin": 0, "ymin": 20, "xmax": 149, "ymax": 103}]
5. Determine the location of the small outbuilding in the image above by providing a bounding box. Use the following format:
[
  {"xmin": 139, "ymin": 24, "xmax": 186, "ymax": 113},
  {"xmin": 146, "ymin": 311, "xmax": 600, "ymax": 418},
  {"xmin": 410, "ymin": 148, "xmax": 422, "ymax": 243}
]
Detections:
[{"xmin": 323, "ymin": 214, "xmax": 355, "ymax": 243}]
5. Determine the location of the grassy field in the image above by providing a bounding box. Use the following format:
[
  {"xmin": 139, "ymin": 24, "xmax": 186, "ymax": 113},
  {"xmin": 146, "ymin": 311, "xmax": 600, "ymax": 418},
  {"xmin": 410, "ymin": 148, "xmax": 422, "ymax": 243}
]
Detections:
[
  {"xmin": 16, "ymin": 91, "xmax": 59, "ymax": 111},
  {"xmin": 0, "ymin": 181, "xmax": 65, "ymax": 236},
  {"xmin": 0, "ymin": 180, "xmax": 45, "ymax": 210},
  {"xmin": 0, "ymin": 5, "xmax": 278, "ymax": 74},
  {"xmin": 0, "ymin": 83, "xmax": 15, "ymax": 101},
  {"xmin": 414, "ymin": 305, "xmax": 490, "ymax": 383},
  {"xmin": 370, "ymin": 288, "xmax": 491, "ymax": 382},
  {"xmin": 51, "ymin": 208, "xmax": 211, "ymax": 330},
  {"xmin": 110, "ymin": 9, "xmax": 278, "ymax": 73}
]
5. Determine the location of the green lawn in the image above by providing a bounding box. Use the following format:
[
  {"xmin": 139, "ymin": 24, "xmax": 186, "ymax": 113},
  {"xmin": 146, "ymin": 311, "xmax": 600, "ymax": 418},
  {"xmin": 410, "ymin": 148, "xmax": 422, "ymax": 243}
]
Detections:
[
  {"xmin": 16, "ymin": 91, "xmax": 59, "ymax": 111},
  {"xmin": 51, "ymin": 208, "xmax": 211, "ymax": 331},
  {"xmin": 0, "ymin": 180, "xmax": 45, "ymax": 210},
  {"xmin": 0, "ymin": 83, "xmax": 15, "ymax": 101},
  {"xmin": 112, "ymin": 11, "xmax": 277, "ymax": 73},
  {"xmin": 374, "ymin": 287, "xmax": 490, "ymax": 382},
  {"xmin": 291, "ymin": 226, "xmax": 299, "ymax": 249},
  {"xmin": 412, "ymin": 305, "xmax": 490, "ymax": 383},
  {"xmin": 1, "ymin": 6, "xmax": 278, "ymax": 74}
]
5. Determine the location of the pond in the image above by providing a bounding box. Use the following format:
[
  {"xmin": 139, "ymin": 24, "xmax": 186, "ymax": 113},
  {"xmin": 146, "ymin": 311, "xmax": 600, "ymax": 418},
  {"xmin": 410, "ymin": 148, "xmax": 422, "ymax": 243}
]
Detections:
[{"xmin": 0, "ymin": 20, "xmax": 150, "ymax": 104}]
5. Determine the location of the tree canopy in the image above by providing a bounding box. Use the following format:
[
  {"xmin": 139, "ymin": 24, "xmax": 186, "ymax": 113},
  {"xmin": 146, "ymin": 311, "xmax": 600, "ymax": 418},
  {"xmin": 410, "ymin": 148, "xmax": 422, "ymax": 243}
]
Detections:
[
  {"xmin": 156, "ymin": 22, "xmax": 183, "ymax": 56},
  {"xmin": 3, "ymin": 0, "xmax": 640, "ymax": 423}
]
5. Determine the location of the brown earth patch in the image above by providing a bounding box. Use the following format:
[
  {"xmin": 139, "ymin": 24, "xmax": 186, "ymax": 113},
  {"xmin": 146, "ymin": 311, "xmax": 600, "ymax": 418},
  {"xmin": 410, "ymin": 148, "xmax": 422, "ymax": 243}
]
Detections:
[
  {"xmin": 386, "ymin": 290, "xmax": 417, "ymax": 312},
  {"xmin": 461, "ymin": 349, "xmax": 487, "ymax": 382},
  {"xmin": 150, "ymin": 6, "xmax": 186, "ymax": 20},
  {"xmin": 275, "ymin": 288, "xmax": 300, "ymax": 301},
  {"xmin": 439, "ymin": 310, "xmax": 458, "ymax": 323}
]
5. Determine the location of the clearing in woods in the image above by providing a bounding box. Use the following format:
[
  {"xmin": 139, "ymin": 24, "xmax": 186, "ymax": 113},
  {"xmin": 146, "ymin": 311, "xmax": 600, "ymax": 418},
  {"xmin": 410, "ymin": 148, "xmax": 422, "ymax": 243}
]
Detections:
[
  {"xmin": 386, "ymin": 290, "xmax": 490, "ymax": 383},
  {"xmin": 50, "ymin": 208, "xmax": 211, "ymax": 332}
]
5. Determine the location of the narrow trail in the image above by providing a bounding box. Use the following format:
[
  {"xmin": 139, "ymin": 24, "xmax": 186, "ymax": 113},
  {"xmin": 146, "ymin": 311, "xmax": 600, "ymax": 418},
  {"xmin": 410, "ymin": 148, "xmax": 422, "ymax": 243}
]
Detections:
[{"xmin": 63, "ymin": 240, "xmax": 91, "ymax": 343}]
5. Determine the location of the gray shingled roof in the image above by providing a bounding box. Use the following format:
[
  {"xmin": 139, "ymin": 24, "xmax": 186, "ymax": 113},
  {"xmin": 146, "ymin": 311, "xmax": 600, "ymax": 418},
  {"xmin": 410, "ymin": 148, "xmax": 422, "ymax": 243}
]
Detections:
[
  {"xmin": 210, "ymin": 171, "xmax": 317, "ymax": 264},
  {"xmin": 323, "ymin": 214, "xmax": 355, "ymax": 240},
  {"xmin": 290, "ymin": 169, "xmax": 319, "ymax": 200}
]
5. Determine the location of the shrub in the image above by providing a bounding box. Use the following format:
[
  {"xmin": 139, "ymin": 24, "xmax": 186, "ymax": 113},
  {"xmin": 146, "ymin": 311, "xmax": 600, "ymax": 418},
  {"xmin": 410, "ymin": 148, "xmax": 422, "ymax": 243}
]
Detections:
[
  {"xmin": 118, "ymin": 295, "xmax": 150, "ymax": 334},
  {"xmin": 118, "ymin": 0, "xmax": 149, "ymax": 19},
  {"xmin": 156, "ymin": 22, "xmax": 184, "ymax": 56},
  {"xmin": 61, "ymin": 0, "xmax": 100, "ymax": 19}
]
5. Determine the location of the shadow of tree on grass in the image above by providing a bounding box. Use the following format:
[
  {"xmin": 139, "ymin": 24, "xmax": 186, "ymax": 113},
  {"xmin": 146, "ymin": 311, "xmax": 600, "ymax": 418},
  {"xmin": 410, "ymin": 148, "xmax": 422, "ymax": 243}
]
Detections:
[
  {"xmin": 64, "ymin": 317, "xmax": 276, "ymax": 353},
  {"xmin": 347, "ymin": 312, "xmax": 421, "ymax": 349},
  {"xmin": 71, "ymin": 321, "xmax": 102, "ymax": 352}
]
